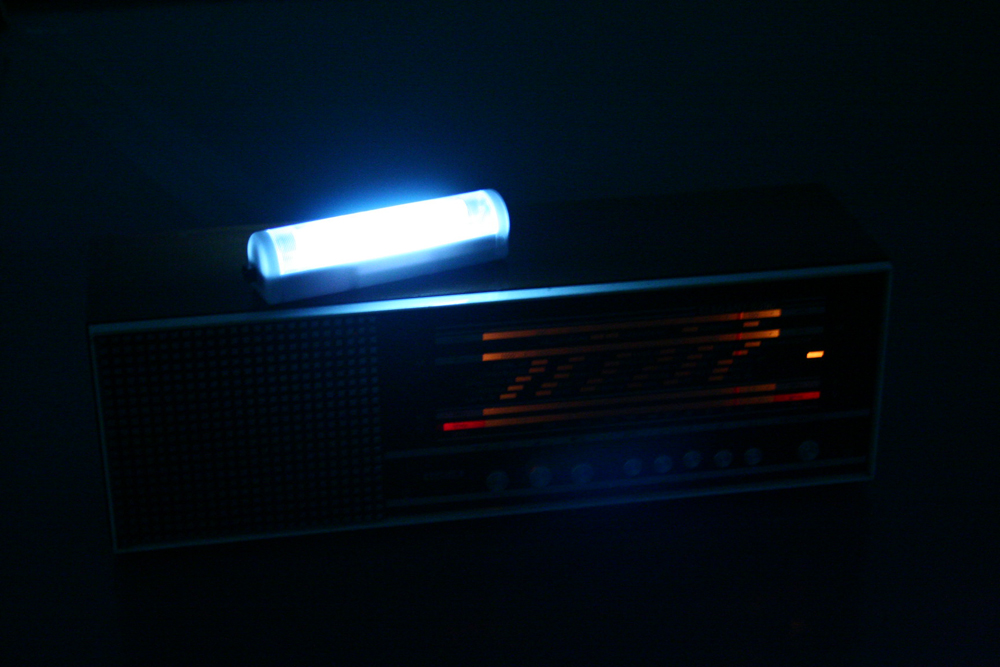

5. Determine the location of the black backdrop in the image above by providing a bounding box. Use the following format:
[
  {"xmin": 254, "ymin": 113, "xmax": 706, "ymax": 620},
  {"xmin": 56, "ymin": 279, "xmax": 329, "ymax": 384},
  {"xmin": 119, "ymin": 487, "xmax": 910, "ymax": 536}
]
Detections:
[{"xmin": 1, "ymin": 2, "xmax": 997, "ymax": 664}]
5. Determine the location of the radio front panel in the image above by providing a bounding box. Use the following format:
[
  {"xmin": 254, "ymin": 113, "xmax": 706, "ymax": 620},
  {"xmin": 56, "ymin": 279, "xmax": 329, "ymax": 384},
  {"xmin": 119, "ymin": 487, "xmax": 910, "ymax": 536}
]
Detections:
[{"xmin": 91, "ymin": 263, "xmax": 889, "ymax": 551}]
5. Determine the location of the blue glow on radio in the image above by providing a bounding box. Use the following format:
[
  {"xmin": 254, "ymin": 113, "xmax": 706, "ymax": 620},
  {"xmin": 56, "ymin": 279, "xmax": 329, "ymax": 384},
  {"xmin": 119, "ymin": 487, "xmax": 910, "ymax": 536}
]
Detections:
[{"xmin": 247, "ymin": 189, "xmax": 509, "ymax": 303}]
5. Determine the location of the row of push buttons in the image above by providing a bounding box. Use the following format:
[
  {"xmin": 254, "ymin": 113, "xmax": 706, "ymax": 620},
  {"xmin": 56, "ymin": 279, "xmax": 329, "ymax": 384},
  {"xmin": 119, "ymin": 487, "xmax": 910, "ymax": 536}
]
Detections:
[{"xmin": 484, "ymin": 440, "xmax": 820, "ymax": 491}]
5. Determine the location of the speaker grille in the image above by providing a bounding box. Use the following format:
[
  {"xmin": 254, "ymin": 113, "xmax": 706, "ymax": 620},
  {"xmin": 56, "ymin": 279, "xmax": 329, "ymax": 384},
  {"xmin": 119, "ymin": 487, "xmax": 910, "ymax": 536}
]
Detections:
[{"xmin": 93, "ymin": 315, "xmax": 383, "ymax": 551}]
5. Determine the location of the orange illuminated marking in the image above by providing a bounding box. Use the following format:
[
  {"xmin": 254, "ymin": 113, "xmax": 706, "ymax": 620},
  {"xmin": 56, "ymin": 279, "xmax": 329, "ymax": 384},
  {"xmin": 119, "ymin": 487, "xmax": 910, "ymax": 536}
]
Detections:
[
  {"xmin": 733, "ymin": 350, "xmax": 749, "ymax": 356},
  {"xmin": 807, "ymin": 350, "xmax": 825, "ymax": 359},
  {"xmin": 481, "ymin": 310, "xmax": 783, "ymax": 341},
  {"xmin": 529, "ymin": 366, "xmax": 546, "ymax": 373},
  {"xmin": 743, "ymin": 320, "xmax": 760, "ymax": 328},
  {"xmin": 709, "ymin": 375, "xmax": 724, "ymax": 381},
  {"xmin": 507, "ymin": 385, "xmax": 524, "ymax": 391},
  {"xmin": 738, "ymin": 331, "xmax": 775, "ymax": 342},
  {"xmin": 717, "ymin": 359, "xmax": 733, "ymax": 365},
  {"xmin": 515, "ymin": 376, "xmax": 532, "ymax": 383},
  {"xmin": 499, "ymin": 393, "xmax": 517, "ymax": 400},
  {"xmin": 554, "ymin": 373, "xmax": 570, "ymax": 379},
  {"xmin": 745, "ymin": 341, "xmax": 761, "ymax": 348},
  {"xmin": 531, "ymin": 359, "xmax": 548, "ymax": 366},
  {"xmin": 714, "ymin": 366, "xmax": 730, "ymax": 373},
  {"xmin": 480, "ymin": 330, "xmax": 780, "ymax": 361},
  {"xmin": 541, "ymin": 382, "xmax": 558, "ymax": 388},
  {"xmin": 465, "ymin": 389, "xmax": 817, "ymax": 429},
  {"xmin": 536, "ymin": 390, "xmax": 552, "ymax": 396},
  {"xmin": 482, "ymin": 383, "xmax": 779, "ymax": 416},
  {"xmin": 556, "ymin": 364, "xmax": 574, "ymax": 371},
  {"xmin": 569, "ymin": 356, "xmax": 585, "ymax": 362}
]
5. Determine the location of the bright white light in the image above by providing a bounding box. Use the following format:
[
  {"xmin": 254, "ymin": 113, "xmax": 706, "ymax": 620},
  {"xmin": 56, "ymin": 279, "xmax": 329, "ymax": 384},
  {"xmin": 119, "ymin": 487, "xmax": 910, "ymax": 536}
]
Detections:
[{"xmin": 247, "ymin": 189, "xmax": 509, "ymax": 303}]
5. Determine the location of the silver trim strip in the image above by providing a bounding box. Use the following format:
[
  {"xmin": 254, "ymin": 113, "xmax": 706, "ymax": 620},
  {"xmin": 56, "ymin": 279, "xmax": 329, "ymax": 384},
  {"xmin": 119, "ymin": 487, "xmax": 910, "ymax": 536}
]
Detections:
[
  {"xmin": 868, "ymin": 265, "xmax": 893, "ymax": 478},
  {"xmin": 90, "ymin": 261, "xmax": 892, "ymax": 335}
]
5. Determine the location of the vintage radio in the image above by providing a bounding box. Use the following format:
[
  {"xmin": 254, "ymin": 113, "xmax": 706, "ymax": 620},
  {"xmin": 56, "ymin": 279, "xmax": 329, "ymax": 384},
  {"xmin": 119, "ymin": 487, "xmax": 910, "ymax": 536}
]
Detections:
[{"xmin": 88, "ymin": 185, "xmax": 890, "ymax": 552}]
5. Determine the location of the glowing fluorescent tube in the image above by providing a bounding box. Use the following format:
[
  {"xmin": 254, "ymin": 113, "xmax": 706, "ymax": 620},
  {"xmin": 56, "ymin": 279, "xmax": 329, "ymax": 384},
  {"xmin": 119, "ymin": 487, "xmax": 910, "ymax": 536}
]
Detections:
[{"xmin": 246, "ymin": 189, "xmax": 509, "ymax": 303}]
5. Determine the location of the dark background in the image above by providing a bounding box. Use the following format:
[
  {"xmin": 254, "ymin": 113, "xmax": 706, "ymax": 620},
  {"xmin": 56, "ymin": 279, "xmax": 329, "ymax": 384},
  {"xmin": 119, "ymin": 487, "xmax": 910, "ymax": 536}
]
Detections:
[{"xmin": 1, "ymin": 1, "xmax": 997, "ymax": 664}]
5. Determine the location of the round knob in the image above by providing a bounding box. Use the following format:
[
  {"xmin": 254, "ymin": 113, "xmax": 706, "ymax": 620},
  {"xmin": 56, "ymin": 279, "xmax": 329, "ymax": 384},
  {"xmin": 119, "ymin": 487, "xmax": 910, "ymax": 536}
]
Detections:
[
  {"xmin": 653, "ymin": 455, "xmax": 673, "ymax": 474},
  {"xmin": 529, "ymin": 465, "xmax": 552, "ymax": 488},
  {"xmin": 744, "ymin": 447, "xmax": 763, "ymax": 466},
  {"xmin": 798, "ymin": 440, "xmax": 820, "ymax": 461},
  {"xmin": 713, "ymin": 449, "xmax": 733, "ymax": 468},
  {"xmin": 623, "ymin": 458, "xmax": 643, "ymax": 477},
  {"xmin": 682, "ymin": 450, "xmax": 702, "ymax": 469},
  {"xmin": 571, "ymin": 463, "xmax": 595, "ymax": 484},
  {"xmin": 485, "ymin": 470, "xmax": 509, "ymax": 492}
]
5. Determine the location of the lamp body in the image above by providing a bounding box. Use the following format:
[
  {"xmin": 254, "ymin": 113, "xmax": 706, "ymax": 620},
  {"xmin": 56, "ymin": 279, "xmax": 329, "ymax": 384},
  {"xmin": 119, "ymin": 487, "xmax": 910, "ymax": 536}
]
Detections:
[{"xmin": 247, "ymin": 189, "xmax": 509, "ymax": 303}]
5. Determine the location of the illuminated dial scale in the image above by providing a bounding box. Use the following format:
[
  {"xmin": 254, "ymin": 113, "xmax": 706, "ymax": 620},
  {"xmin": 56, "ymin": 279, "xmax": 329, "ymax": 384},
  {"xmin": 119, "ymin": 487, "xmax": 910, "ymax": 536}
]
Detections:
[
  {"xmin": 88, "ymin": 185, "xmax": 890, "ymax": 551},
  {"xmin": 381, "ymin": 286, "xmax": 868, "ymax": 513}
]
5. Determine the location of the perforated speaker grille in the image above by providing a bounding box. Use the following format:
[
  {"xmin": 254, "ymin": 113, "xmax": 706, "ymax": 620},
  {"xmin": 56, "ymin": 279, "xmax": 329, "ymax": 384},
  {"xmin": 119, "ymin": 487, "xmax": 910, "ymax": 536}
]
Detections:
[{"xmin": 93, "ymin": 315, "xmax": 383, "ymax": 551}]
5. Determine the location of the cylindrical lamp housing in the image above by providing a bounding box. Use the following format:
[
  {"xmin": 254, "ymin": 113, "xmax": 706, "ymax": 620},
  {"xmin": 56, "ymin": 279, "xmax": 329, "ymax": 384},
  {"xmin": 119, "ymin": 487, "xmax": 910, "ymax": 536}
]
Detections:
[{"xmin": 247, "ymin": 189, "xmax": 509, "ymax": 303}]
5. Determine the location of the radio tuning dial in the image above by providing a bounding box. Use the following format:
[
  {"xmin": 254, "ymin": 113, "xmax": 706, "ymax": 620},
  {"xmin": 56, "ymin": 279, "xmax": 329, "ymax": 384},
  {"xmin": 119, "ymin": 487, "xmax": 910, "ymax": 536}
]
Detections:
[
  {"xmin": 682, "ymin": 450, "xmax": 703, "ymax": 469},
  {"xmin": 798, "ymin": 440, "xmax": 820, "ymax": 461},
  {"xmin": 529, "ymin": 466, "xmax": 552, "ymax": 488},
  {"xmin": 714, "ymin": 450, "xmax": 734, "ymax": 468},
  {"xmin": 623, "ymin": 458, "xmax": 643, "ymax": 477},
  {"xmin": 653, "ymin": 455, "xmax": 673, "ymax": 474},
  {"xmin": 571, "ymin": 463, "xmax": 595, "ymax": 484},
  {"xmin": 486, "ymin": 470, "xmax": 510, "ymax": 492}
]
